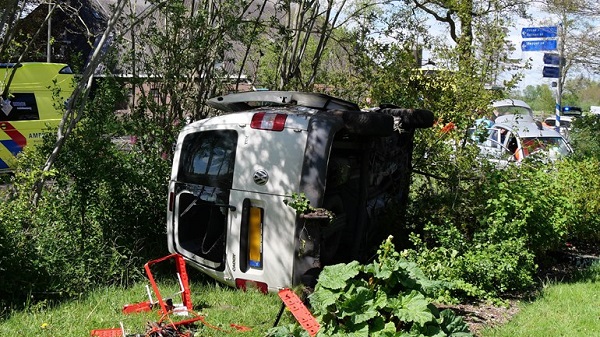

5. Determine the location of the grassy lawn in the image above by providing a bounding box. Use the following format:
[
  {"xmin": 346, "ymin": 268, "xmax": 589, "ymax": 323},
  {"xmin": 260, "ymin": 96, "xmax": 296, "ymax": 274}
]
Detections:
[
  {"xmin": 0, "ymin": 280, "xmax": 294, "ymax": 337},
  {"xmin": 2, "ymin": 263, "xmax": 599, "ymax": 336},
  {"xmin": 481, "ymin": 263, "xmax": 600, "ymax": 337}
]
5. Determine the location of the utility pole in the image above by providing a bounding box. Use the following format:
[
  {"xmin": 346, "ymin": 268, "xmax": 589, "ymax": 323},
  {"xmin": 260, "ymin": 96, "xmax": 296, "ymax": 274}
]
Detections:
[{"xmin": 47, "ymin": 1, "xmax": 55, "ymax": 62}]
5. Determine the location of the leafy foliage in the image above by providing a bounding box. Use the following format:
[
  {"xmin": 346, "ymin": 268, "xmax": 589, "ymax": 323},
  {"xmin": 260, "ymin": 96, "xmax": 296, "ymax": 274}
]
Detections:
[
  {"xmin": 283, "ymin": 193, "xmax": 314, "ymax": 215},
  {"xmin": 403, "ymin": 155, "xmax": 600, "ymax": 300},
  {"xmin": 0, "ymin": 76, "xmax": 171, "ymax": 310},
  {"xmin": 570, "ymin": 115, "xmax": 600, "ymax": 161},
  {"xmin": 269, "ymin": 237, "xmax": 472, "ymax": 336}
]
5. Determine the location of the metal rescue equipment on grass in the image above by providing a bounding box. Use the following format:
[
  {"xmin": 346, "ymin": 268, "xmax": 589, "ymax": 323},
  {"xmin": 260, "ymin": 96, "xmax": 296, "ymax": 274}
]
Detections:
[
  {"xmin": 90, "ymin": 253, "xmax": 319, "ymax": 337},
  {"xmin": 90, "ymin": 253, "xmax": 204, "ymax": 337}
]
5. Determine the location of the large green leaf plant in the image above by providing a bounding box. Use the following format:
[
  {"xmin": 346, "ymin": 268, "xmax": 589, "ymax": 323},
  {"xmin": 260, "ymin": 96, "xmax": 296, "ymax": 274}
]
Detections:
[{"xmin": 270, "ymin": 236, "xmax": 472, "ymax": 336}]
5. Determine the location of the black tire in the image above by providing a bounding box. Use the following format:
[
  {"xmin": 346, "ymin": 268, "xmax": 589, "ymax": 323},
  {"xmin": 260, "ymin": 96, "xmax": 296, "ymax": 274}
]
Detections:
[
  {"xmin": 379, "ymin": 108, "xmax": 435, "ymax": 129},
  {"xmin": 330, "ymin": 110, "xmax": 395, "ymax": 136}
]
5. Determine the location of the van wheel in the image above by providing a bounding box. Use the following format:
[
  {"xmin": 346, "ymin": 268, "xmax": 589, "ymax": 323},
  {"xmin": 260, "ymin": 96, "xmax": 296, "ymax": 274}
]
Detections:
[
  {"xmin": 334, "ymin": 110, "xmax": 395, "ymax": 137},
  {"xmin": 379, "ymin": 108, "xmax": 435, "ymax": 129}
]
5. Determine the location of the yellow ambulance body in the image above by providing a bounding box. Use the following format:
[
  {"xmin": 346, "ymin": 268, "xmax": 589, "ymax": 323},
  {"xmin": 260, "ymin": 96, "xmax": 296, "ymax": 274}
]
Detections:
[{"xmin": 0, "ymin": 62, "xmax": 74, "ymax": 172}]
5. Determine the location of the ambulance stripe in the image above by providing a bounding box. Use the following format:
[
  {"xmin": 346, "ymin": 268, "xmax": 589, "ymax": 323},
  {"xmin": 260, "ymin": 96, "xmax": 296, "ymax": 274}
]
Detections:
[
  {"xmin": 2, "ymin": 122, "xmax": 27, "ymax": 147},
  {"xmin": 0, "ymin": 141, "xmax": 15, "ymax": 169},
  {"xmin": 1, "ymin": 139, "xmax": 23, "ymax": 155}
]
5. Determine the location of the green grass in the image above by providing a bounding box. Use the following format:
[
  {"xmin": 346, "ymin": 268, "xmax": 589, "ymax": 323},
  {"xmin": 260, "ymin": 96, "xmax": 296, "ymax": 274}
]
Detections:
[
  {"xmin": 481, "ymin": 263, "xmax": 600, "ymax": 337},
  {"xmin": 3, "ymin": 264, "xmax": 600, "ymax": 337},
  {"xmin": 0, "ymin": 280, "xmax": 294, "ymax": 337}
]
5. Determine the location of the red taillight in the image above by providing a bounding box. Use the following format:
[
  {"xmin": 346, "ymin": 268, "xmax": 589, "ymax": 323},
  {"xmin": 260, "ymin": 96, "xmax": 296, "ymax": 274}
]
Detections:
[
  {"xmin": 235, "ymin": 279, "xmax": 268, "ymax": 294},
  {"xmin": 251, "ymin": 112, "xmax": 287, "ymax": 131}
]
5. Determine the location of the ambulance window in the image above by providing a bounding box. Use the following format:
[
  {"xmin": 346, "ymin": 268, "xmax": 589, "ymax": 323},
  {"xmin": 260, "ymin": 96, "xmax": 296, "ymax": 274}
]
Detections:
[
  {"xmin": 178, "ymin": 130, "xmax": 237, "ymax": 188},
  {"xmin": 0, "ymin": 93, "xmax": 39, "ymax": 121}
]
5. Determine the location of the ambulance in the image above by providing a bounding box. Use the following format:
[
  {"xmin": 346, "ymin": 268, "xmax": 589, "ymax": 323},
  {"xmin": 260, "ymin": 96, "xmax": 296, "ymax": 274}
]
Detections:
[
  {"xmin": 167, "ymin": 91, "xmax": 434, "ymax": 292},
  {"xmin": 0, "ymin": 62, "xmax": 75, "ymax": 172}
]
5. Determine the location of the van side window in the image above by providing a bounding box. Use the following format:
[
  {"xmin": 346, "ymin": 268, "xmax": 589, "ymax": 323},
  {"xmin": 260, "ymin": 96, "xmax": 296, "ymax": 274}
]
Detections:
[
  {"xmin": 178, "ymin": 130, "xmax": 237, "ymax": 189},
  {"xmin": 0, "ymin": 93, "xmax": 40, "ymax": 121}
]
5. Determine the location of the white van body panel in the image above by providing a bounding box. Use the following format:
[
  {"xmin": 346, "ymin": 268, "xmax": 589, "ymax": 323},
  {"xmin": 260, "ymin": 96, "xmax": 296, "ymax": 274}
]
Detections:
[
  {"xmin": 168, "ymin": 110, "xmax": 312, "ymax": 292},
  {"xmin": 225, "ymin": 191, "xmax": 297, "ymax": 290},
  {"xmin": 232, "ymin": 120, "xmax": 309, "ymax": 196}
]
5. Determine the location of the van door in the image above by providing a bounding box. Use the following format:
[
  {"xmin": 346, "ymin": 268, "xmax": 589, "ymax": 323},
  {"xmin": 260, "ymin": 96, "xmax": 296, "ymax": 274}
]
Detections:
[
  {"xmin": 168, "ymin": 112, "xmax": 312, "ymax": 291},
  {"xmin": 169, "ymin": 130, "xmax": 237, "ymax": 271}
]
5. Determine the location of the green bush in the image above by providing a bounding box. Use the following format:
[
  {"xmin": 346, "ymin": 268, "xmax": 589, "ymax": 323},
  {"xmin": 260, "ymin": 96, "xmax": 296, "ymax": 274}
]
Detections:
[
  {"xmin": 570, "ymin": 115, "xmax": 600, "ymax": 161},
  {"xmin": 403, "ymin": 154, "xmax": 600, "ymax": 300},
  {"xmin": 0, "ymin": 77, "xmax": 172, "ymax": 310}
]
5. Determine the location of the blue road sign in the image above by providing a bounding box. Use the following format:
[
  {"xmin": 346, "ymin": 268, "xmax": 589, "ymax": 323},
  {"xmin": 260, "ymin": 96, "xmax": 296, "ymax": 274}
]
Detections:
[
  {"xmin": 521, "ymin": 39, "xmax": 557, "ymax": 51},
  {"xmin": 543, "ymin": 66, "xmax": 560, "ymax": 78},
  {"xmin": 543, "ymin": 53, "xmax": 561, "ymax": 65},
  {"xmin": 521, "ymin": 26, "xmax": 558, "ymax": 38}
]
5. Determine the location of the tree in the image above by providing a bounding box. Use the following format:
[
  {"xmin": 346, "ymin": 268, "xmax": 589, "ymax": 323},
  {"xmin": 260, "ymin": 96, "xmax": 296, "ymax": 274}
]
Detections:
[
  {"xmin": 248, "ymin": 0, "xmax": 400, "ymax": 93},
  {"xmin": 114, "ymin": 0, "xmax": 259, "ymax": 161},
  {"xmin": 31, "ymin": 0, "xmax": 129, "ymax": 205},
  {"xmin": 402, "ymin": 0, "xmax": 529, "ymax": 75},
  {"xmin": 517, "ymin": 84, "xmax": 556, "ymax": 113},
  {"xmin": 267, "ymin": 0, "xmax": 347, "ymax": 90},
  {"xmin": 0, "ymin": 0, "xmax": 23, "ymax": 59}
]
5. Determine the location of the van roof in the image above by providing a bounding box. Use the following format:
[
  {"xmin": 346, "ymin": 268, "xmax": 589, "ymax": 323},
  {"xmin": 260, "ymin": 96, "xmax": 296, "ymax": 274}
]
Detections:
[
  {"xmin": 1, "ymin": 62, "xmax": 74, "ymax": 92},
  {"xmin": 0, "ymin": 62, "xmax": 72, "ymax": 72},
  {"xmin": 492, "ymin": 99, "xmax": 531, "ymax": 110}
]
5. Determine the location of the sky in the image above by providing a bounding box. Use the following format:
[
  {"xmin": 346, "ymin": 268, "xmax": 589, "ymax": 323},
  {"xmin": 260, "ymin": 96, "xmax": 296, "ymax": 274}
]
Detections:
[{"xmin": 423, "ymin": 6, "xmax": 598, "ymax": 93}]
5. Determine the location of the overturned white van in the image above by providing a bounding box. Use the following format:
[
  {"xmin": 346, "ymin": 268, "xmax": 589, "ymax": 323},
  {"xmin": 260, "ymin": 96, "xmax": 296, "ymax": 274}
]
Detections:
[{"xmin": 166, "ymin": 91, "xmax": 434, "ymax": 292}]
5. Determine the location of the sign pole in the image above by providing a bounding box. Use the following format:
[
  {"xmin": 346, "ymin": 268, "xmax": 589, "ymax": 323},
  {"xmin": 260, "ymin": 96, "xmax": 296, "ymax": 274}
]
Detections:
[{"xmin": 555, "ymin": 23, "xmax": 563, "ymax": 133}]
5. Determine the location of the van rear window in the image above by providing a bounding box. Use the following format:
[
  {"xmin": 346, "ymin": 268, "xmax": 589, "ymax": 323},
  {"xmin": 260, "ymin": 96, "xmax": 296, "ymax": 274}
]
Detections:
[{"xmin": 178, "ymin": 130, "xmax": 237, "ymax": 188}]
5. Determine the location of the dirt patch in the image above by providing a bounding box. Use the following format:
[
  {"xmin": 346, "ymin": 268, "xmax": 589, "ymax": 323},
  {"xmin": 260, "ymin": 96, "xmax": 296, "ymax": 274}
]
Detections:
[{"xmin": 439, "ymin": 300, "xmax": 520, "ymax": 336}]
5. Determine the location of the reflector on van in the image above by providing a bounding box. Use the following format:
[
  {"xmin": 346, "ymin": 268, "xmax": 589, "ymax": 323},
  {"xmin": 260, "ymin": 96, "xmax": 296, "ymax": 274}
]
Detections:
[
  {"xmin": 251, "ymin": 112, "xmax": 286, "ymax": 131},
  {"xmin": 248, "ymin": 207, "xmax": 263, "ymax": 268}
]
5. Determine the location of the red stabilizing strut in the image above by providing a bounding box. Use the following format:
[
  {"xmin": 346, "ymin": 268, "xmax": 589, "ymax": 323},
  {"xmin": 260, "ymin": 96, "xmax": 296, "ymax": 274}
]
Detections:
[{"xmin": 144, "ymin": 253, "xmax": 193, "ymax": 314}]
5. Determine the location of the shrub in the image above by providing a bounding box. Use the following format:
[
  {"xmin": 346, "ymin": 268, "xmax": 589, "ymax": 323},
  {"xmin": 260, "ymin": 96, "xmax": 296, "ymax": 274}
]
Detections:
[
  {"xmin": 0, "ymin": 77, "xmax": 172, "ymax": 310},
  {"xmin": 569, "ymin": 115, "xmax": 600, "ymax": 161},
  {"xmin": 403, "ymin": 154, "xmax": 600, "ymax": 300},
  {"xmin": 269, "ymin": 237, "xmax": 473, "ymax": 336}
]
